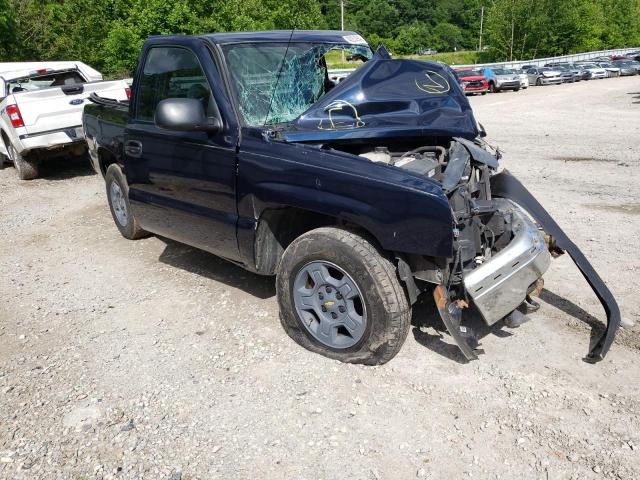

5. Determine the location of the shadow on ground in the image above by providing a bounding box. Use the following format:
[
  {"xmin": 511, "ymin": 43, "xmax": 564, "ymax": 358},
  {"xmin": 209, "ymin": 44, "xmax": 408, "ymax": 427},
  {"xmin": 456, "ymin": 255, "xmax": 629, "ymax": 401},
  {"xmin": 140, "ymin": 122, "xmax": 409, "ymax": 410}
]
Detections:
[
  {"xmin": 628, "ymin": 91, "xmax": 640, "ymax": 104},
  {"xmin": 539, "ymin": 288, "xmax": 605, "ymax": 352},
  {"xmin": 154, "ymin": 238, "xmax": 608, "ymax": 361},
  {"xmin": 410, "ymin": 292, "xmax": 514, "ymax": 364},
  {"xmin": 157, "ymin": 237, "xmax": 276, "ymax": 299},
  {"xmin": 2, "ymin": 155, "xmax": 95, "ymax": 181}
]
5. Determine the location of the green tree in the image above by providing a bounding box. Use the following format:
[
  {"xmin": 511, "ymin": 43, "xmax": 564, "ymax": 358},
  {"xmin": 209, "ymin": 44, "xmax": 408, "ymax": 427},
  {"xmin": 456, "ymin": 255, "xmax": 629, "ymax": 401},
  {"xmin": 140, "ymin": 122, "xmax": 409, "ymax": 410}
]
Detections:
[{"xmin": 0, "ymin": 0, "xmax": 16, "ymax": 60}]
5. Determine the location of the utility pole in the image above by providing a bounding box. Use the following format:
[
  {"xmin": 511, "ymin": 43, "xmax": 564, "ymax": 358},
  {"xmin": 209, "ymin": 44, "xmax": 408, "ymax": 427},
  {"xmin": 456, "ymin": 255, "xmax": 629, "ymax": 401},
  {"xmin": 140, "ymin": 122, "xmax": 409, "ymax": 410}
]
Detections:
[
  {"xmin": 509, "ymin": 13, "xmax": 515, "ymax": 61},
  {"xmin": 341, "ymin": 0, "xmax": 345, "ymax": 62},
  {"xmin": 478, "ymin": 5, "xmax": 484, "ymax": 52}
]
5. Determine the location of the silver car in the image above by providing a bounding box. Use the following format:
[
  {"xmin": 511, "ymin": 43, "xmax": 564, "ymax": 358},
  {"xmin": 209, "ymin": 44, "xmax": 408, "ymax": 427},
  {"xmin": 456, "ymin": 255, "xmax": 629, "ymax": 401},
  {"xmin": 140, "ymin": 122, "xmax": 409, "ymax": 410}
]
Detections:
[
  {"xmin": 612, "ymin": 60, "xmax": 638, "ymax": 76},
  {"xmin": 577, "ymin": 62, "xmax": 607, "ymax": 79},
  {"xmin": 595, "ymin": 62, "xmax": 621, "ymax": 77},
  {"xmin": 526, "ymin": 67, "xmax": 562, "ymax": 86},
  {"xmin": 488, "ymin": 68, "xmax": 522, "ymax": 92}
]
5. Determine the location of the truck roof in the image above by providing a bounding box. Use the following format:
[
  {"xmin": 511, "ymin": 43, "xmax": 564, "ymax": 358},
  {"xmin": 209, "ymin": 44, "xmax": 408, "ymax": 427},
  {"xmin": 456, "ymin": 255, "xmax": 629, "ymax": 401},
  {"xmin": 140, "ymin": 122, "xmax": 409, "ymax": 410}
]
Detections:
[{"xmin": 149, "ymin": 30, "xmax": 367, "ymax": 45}]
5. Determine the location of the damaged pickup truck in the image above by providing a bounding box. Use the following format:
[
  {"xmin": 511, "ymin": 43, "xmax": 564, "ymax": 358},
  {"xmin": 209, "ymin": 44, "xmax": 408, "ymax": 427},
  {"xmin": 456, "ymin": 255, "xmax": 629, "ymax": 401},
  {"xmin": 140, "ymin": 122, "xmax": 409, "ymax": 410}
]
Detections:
[{"xmin": 83, "ymin": 30, "xmax": 620, "ymax": 364}]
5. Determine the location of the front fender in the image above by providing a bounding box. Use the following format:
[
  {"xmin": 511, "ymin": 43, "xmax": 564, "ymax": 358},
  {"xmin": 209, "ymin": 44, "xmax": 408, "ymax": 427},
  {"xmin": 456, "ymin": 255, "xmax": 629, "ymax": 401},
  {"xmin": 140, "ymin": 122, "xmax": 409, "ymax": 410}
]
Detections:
[{"xmin": 236, "ymin": 134, "xmax": 454, "ymax": 260}]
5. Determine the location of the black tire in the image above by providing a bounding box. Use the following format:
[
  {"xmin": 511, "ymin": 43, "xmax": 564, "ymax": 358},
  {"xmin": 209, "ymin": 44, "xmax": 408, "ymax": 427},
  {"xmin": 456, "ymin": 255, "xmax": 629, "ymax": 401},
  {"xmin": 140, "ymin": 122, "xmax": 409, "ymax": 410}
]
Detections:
[
  {"xmin": 514, "ymin": 87, "xmax": 520, "ymax": 92},
  {"xmin": 105, "ymin": 164, "xmax": 147, "ymax": 240},
  {"xmin": 481, "ymin": 92, "xmax": 487, "ymax": 95},
  {"xmin": 276, "ymin": 227, "xmax": 411, "ymax": 365},
  {"xmin": 536, "ymin": 78, "xmax": 542, "ymax": 86},
  {"xmin": 7, "ymin": 142, "xmax": 38, "ymax": 180}
]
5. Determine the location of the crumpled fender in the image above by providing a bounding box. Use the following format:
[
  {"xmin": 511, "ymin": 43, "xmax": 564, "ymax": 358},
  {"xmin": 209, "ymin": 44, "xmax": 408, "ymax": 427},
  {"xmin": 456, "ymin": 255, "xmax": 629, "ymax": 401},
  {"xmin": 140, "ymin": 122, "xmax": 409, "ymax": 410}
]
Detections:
[{"xmin": 490, "ymin": 169, "xmax": 621, "ymax": 363}]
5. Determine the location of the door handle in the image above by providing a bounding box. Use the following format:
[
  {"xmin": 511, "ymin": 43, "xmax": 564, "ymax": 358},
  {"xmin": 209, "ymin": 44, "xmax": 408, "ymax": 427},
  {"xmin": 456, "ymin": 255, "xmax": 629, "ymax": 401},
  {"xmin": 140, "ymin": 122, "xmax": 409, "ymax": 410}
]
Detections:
[{"xmin": 124, "ymin": 140, "xmax": 143, "ymax": 158}]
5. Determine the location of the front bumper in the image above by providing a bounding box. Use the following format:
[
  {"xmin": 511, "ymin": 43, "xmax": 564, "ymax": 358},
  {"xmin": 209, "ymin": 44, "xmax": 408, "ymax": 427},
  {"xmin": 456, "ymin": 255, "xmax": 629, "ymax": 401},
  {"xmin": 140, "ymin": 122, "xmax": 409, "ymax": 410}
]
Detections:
[
  {"xmin": 464, "ymin": 200, "xmax": 551, "ymax": 325},
  {"xmin": 497, "ymin": 81, "xmax": 520, "ymax": 90},
  {"xmin": 491, "ymin": 170, "xmax": 621, "ymax": 363},
  {"xmin": 436, "ymin": 171, "xmax": 621, "ymax": 363},
  {"xmin": 540, "ymin": 77, "xmax": 562, "ymax": 85}
]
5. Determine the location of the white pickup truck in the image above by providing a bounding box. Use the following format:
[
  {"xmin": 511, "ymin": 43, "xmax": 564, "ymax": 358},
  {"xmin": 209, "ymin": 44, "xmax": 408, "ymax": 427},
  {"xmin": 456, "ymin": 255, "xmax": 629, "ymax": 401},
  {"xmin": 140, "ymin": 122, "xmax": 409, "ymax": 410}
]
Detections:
[{"xmin": 0, "ymin": 61, "xmax": 129, "ymax": 179}]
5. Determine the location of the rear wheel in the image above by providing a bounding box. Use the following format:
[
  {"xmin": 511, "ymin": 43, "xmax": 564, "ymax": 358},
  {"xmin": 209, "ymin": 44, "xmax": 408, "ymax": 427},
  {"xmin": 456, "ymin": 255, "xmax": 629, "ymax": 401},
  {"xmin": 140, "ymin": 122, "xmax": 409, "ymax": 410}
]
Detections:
[
  {"xmin": 7, "ymin": 142, "xmax": 38, "ymax": 180},
  {"xmin": 276, "ymin": 227, "xmax": 411, "ymax": 365},
  {"xmin": 105, "ymin": 164, "xmax": 147, "ymax": 240}
]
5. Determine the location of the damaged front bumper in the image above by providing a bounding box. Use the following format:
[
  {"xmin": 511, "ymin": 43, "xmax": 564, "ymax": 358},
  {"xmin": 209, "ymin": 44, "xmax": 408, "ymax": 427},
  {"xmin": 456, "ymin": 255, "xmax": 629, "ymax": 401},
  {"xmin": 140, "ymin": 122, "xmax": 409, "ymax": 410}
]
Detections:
[
  {"xmin": 464, "ymin": 199, "xmax": 551, "ymax": 326},
  {"xmin": 436, "ymin": 170, "xmax": 621, "ymax": 363}
]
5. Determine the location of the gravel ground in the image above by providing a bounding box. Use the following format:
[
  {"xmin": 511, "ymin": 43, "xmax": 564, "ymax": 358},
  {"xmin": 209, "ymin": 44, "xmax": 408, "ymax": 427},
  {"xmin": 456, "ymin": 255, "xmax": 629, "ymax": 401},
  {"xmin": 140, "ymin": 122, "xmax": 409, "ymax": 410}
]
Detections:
[{"xmin": 1, "ymin": 76, "xmax": 639, "ymax": 480}]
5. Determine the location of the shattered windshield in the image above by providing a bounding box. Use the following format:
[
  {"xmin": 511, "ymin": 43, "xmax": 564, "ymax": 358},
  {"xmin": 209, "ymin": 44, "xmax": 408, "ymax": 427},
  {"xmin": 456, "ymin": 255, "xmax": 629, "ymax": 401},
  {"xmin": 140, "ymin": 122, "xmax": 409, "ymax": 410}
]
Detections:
[{"xmin": 221, "ymin": 42, "xmax": 372, "ymax": 126}]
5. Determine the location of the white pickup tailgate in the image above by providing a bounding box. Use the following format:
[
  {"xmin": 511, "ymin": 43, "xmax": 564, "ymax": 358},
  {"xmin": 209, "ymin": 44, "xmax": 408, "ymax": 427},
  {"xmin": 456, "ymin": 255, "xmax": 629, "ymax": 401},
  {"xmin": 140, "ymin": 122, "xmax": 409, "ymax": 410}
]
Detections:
[{"xmin": 15, "ymin": 80, "xmax": 128, "ymax": 135}]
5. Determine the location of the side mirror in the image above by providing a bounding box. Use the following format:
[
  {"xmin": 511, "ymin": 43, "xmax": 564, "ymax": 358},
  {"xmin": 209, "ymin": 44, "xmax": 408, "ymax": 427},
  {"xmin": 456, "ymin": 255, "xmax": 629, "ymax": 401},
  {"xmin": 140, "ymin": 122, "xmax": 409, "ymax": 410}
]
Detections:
[{"xmin": 155, "ymin": 98, "xmax": 221, "ymax": 134}]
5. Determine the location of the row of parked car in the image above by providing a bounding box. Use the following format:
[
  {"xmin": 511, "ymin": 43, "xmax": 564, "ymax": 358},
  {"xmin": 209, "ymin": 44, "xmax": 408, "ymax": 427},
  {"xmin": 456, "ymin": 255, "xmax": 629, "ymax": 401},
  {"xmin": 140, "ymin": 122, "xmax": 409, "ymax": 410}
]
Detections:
[{"xmin": 453, "ymin": 52, "xmax": 640, "ymax": 95}]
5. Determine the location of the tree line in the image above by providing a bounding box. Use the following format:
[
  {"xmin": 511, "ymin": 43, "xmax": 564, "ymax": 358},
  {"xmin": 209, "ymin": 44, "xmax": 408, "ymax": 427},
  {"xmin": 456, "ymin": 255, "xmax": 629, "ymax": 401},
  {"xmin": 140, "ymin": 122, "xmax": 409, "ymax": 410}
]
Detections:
[{"xmin": 0, "ymin": 0, "xmax": 639, "ymax": 76}]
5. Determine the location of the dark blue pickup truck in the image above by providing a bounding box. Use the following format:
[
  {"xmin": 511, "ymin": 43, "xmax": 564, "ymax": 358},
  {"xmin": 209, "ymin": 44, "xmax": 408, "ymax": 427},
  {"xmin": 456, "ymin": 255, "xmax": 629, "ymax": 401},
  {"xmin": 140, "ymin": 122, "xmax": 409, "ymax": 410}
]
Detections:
[{"xmin": 83, "ymin": 30, "xmax": 620, "ymax": 364}]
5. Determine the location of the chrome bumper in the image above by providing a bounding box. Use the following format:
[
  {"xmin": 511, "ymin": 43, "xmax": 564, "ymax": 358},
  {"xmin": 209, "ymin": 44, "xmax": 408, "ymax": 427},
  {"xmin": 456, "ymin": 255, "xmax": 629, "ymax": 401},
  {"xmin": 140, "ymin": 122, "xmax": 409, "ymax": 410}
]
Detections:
[{"xmin": 464, "ymin": 199, "xmax": 551, "ymax": 325}]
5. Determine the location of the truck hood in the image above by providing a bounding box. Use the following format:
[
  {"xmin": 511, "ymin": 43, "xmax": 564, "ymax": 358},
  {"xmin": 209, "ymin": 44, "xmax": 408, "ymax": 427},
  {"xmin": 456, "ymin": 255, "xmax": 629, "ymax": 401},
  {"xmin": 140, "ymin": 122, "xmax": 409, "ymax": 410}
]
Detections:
[{"xmin": 282, "ymin": 52, "xmax": 479, "ymax": 143}]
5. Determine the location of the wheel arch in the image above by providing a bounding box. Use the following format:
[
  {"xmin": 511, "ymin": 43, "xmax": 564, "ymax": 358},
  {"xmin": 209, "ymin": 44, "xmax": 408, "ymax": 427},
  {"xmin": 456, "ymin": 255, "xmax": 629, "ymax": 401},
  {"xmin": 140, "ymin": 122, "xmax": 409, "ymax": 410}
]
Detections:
[{"xmin": 252, "ymin": 206, "xmax": 384, "ymax": 275}]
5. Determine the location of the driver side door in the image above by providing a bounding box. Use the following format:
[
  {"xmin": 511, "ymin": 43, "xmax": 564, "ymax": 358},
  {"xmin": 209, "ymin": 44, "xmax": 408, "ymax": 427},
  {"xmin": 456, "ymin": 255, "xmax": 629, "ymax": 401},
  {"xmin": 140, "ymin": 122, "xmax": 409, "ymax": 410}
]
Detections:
[{"xmin": 124, "ymin": 43, "xmax": 241, "ymax": 262}]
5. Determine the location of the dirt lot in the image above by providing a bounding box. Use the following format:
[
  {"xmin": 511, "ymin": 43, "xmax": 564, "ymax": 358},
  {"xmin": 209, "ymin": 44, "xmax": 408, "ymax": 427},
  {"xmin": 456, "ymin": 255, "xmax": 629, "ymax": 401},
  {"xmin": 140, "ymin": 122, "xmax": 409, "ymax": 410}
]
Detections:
[{"xmin": 1, "ymin": 77, "xmax": 639, "ymax": 480}]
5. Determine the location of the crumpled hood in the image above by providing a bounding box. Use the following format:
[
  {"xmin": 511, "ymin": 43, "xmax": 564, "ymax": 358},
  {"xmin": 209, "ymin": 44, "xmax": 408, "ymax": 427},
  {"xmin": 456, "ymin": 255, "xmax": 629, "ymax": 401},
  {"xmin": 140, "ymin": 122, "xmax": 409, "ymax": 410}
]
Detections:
[{"xmin": 282, "ymin": 51, "xmax": 479, "ymax": 143}]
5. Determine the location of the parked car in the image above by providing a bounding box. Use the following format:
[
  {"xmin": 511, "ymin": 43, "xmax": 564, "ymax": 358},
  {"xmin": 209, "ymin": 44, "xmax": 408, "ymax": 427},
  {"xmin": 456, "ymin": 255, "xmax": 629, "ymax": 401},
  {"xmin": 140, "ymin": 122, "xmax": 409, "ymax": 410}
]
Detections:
[
  {"xmin": 516, "ymin": 71, "xmax": 529, "ymax": 89},
  {"xmin": 576, "ymin": 62, "xmax": 607, "ymax": 79},
  {"xmin": 544, "ymin": 63, "xmax": 583, "ymax": 82},
  {"xmin": 453, "ymin": 68, "xmax": 488, "ymax": 95},
  {"xmin": 612, "ymin": 60, "xmax": 638, "ymax": 76},
  {"xmin": 0, "ymin": 62, "xmax": 129, "ymax": 179},
  {"xmin": 548, "ymin": 65, "xmax": 575, "ymax": 83},
  {"xmin": 526, "ymin": 66, "xmax": 562, "ymax": 86},
  {"xmin": 594, "ymin": 61, "xmax": 621, "ymax": 77},
  {"xmin": 628, "ymin": 60, "xmax": 640, "ymax": 73},
  {"xmin": 83, "ymin": 30, "xmax": 620, "ymax": 365},
  {"xmin": 482, "ymin": 67, "xmax": 521, "ymax": 92}
]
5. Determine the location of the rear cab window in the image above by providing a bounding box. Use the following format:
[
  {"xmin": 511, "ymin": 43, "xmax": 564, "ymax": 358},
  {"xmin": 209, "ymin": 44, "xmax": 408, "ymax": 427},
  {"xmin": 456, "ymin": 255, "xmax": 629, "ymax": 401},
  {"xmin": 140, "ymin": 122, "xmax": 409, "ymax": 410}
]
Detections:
[{"xmin": 6, "ymin": 70, "xmax": 86, "ymax": 96}]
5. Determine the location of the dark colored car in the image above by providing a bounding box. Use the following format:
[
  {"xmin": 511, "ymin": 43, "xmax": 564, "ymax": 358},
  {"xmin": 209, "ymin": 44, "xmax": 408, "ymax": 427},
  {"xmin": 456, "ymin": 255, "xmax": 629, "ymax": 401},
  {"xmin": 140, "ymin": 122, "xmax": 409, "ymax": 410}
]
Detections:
[
  {"xmin": 83, "ymin": 30, "xmax": 620, "ymax": 365},
  {"xmin": 453, "ymin": 68, "xmax": 488, "ymax": 95}
]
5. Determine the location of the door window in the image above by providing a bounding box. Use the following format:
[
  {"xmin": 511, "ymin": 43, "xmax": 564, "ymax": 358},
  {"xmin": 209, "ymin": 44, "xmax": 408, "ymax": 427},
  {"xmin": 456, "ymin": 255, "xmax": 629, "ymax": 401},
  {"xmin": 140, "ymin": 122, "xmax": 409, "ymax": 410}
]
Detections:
[{"xmin": 136, "ymin": 47, "xmax": 212, "ymax": 121}]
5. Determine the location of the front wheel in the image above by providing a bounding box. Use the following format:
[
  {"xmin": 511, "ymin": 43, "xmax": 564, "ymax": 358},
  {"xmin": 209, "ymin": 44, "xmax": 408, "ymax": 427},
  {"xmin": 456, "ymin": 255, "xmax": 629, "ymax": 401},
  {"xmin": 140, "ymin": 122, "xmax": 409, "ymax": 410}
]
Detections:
[
  {"xmin": 536, "ymin": 78, "xmax": 542, "ymax": 86},
  {"xmin": 7, "ymin": 142, "xmax": 38, "ymax": 180},
  {"xmin": 276, "ymin": 227, "xmax": 411, "ymax": 365},
  {"xmin": 105, "ymin": 164, "xmax": 147, "ymax": 240}
]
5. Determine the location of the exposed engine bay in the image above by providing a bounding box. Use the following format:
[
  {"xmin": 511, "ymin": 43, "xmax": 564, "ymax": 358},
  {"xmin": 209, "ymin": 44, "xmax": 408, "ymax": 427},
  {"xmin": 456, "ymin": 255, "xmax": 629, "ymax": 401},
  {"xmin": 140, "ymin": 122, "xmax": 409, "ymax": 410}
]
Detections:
[{"xmin": 355, "ymin": 138, "xmax": 519, "ymax": 295}]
